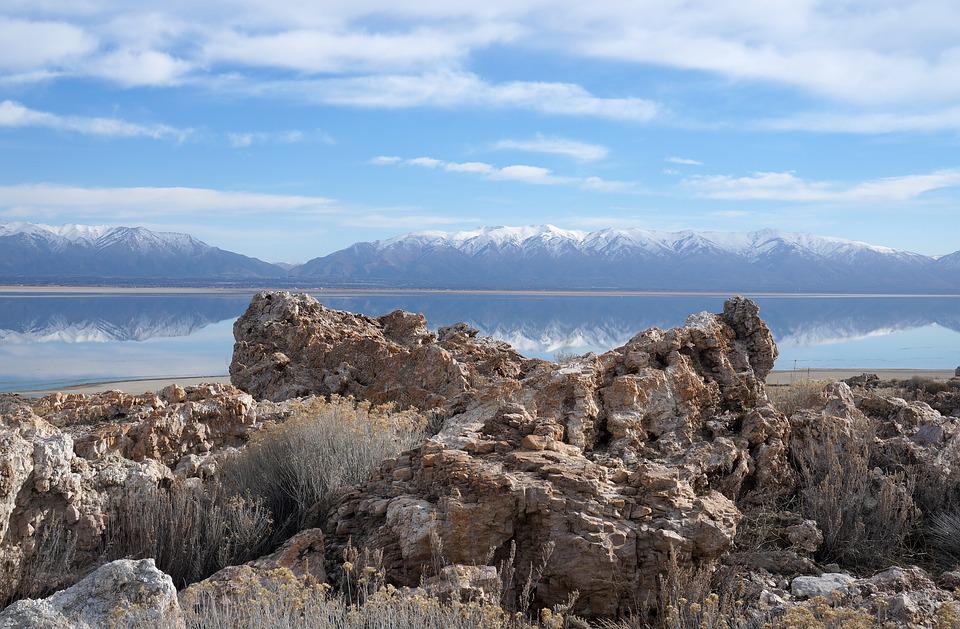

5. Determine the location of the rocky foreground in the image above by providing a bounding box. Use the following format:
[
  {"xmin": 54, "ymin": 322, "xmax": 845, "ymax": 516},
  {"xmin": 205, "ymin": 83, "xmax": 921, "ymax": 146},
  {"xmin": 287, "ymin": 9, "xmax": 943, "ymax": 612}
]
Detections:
[{"xmin": 3, "ymin": 292, "xmax": 960, "ymax": 627}]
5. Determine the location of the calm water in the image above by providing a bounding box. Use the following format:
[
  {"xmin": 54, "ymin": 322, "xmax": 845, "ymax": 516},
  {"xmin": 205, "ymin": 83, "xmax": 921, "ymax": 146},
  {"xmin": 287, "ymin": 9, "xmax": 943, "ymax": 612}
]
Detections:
[{"xmin": 1, "ymin": 291, "xmax": 959, "ymax": 391}]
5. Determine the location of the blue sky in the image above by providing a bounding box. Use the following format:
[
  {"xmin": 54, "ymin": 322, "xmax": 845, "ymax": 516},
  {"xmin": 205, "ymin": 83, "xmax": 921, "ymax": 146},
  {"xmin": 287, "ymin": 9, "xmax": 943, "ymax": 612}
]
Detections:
[{"xmin": 1, "ymin": 1, "xmax": 959, "ymax": 263}]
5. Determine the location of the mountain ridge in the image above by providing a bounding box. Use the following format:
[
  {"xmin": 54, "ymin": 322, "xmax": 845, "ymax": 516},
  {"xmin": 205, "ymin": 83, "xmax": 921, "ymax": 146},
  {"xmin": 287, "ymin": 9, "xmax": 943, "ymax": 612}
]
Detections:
[{"xmin": 292, "ymin": 224, "xmax": 959, "ymax": 293}]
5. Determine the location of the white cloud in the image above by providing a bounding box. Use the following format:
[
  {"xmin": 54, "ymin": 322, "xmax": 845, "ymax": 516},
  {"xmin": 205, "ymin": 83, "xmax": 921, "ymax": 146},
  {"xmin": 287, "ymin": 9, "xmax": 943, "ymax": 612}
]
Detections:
[
  {"xmin": 666, "ymin": 156, "xmax": 701, "ymax": 165},
  {"xmin": 444, "ymin": 161, "xmax": 495, "ymax": 174},
  {"xmin": 201, "ymin": 24, "xmax": 518, "ymax": 74},
  {"xmin": 5, "ymin": 2, "xmax": 960, "ymax": 111},
  {"xmin": 0, "ymin": 184, "xmax": 339, "ymax": 218},
  {"xmin": 370, "ymin": 155, "xmax": 402, "ymax": 165},
  {"xmin": 0, "ymin": 100, "xmax": 189, "ymax": 140},
  {"xmin": 685, "ymin": 169, "xmax": 960, "ymax": 202},
  {"xmin": 490, "ymin": 164, "xmax": 558, "ymax": 184},
  {"xmin": 254, "ymin": 71, "xmax": 659, "ymax": 121},
  {"xmin": 406, "ymin": 156, "xmax": 443, "ymax": 168},
  {"xmin": 227, "ymin": 130, "xmax": 306, "ymax": 148},
  {"xmin": 491, "ymin": 135, "xmax": 608, "ymax": 161},
  {"xmin": 376, "ymin": 155, "xmax": 634, "ymax": 192},
  {"xmin": 760, "ymin": 108, "xmax": 960, "ymax": 134},
  {"xmin": 339, "ymin": 212, "xmax": 471, "ymax": 229},
  {"xmin": 0, "ymin": 18, "xmax": 95, "ymax": 71},
  {"xmin": 87, "ymin": 49, "xmax": 190, "ymax": 86}
]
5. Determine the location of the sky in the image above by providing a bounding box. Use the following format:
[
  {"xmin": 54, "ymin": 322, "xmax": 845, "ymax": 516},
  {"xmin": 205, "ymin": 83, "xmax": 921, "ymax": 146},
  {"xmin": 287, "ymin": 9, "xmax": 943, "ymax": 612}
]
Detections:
[{"xmin": 1, "ymin": 1, "xmax": 959, "ymax": 263}]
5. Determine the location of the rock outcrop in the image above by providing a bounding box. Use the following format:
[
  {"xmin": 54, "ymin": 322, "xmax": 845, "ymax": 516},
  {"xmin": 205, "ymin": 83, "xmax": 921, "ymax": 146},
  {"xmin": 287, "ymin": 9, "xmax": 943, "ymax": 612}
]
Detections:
[
  {"xmin": 231, "ymin": 291, "xmax": 792, "ymax": 616},
  {"xmin": 0, "ymin": 559, "xmax": 183, "ymax": 628},
  {"xmin": 230, "ymin": 291, "xmax": 533, "ymax": 408},
  {"xmin": 0, "ymin": 384, "xmax": 301, "ymax": 601}
]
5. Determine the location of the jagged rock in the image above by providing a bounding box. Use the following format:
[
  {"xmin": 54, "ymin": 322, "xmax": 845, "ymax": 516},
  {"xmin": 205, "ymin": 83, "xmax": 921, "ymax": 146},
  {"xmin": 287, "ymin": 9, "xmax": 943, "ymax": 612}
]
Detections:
[
  {"xmin": 790, "ymin": 572, "xmax": 856, "ymax": 599},
  {"xmin": 0, "ymin": 386, "xmax": 304, "ymax": 600},
  {"xmin": 0, "ymin": 559, "xmax": 182, "ymax": 628},
  {"xmin": 230, "ymin": 293, "xmax": 790, "ymax": 616},
  {"xmin": 230, "ymin": 291, "xmax": 534, "ymax": 408}
]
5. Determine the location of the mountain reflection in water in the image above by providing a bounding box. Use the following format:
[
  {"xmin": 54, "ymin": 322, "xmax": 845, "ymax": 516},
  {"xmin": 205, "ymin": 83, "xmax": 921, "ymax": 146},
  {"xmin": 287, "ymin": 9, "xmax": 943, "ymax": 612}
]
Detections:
[{"xmin": 1, "ymin": 292, "xmax": 959, "ymax": 391}]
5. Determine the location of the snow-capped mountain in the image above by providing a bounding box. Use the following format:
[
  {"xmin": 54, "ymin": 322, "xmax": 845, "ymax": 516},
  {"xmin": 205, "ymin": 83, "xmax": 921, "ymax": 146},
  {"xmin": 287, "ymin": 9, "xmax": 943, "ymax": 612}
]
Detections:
[
  {"xmin": 292, "ymin": 225, "xmax": 960, "ymax": 293},
  {"xmin": 0, "ymin": 223, "xmax": 284, "ymax": 281}
]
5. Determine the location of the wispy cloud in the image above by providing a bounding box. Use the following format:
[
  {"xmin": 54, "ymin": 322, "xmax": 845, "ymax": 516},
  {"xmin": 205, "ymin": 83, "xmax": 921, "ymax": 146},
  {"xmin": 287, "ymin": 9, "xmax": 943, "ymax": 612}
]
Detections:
[
  {"xmin": 373, "ymin": 155, "xmax": 635, "ymax": 192},
  {"xmin": 491, "ymin": 135, "xmax": 608, "ymax": 161},
  {"xmin": 685, "ymin": 169, "xmax": 960, "ymax": 202},
  {"xmin": 247, "ymin": 71, "xmax": 659, "ymax": 121},
  {"xmin": 0, "ymin": 184, "xmax": 339, "ymax": 219},
  {"xmin": 227, "ymin": 130, "xmax": 319, "ymax": 148},
  {"xmin": 666, "ymin": 156, "xmax": 701, "ymax": 165},
  {"xmin": 760, "ymin": 108, "xmax": 960, "ymax": 134},
  {"xmin": 0, "ymin": 100, "xmax": 189, "ymax": 141}
]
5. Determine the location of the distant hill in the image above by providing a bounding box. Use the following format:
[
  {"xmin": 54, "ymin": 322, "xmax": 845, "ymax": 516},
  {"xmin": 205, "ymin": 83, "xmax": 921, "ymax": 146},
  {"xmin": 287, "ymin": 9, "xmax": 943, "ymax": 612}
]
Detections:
[
  {"xmin": 291, "ymin": 224, "xmax": 960, "ymax": 293},
  {"xmin": 0, "ymin": 223, "xmax": 284, "ymax": 282}
]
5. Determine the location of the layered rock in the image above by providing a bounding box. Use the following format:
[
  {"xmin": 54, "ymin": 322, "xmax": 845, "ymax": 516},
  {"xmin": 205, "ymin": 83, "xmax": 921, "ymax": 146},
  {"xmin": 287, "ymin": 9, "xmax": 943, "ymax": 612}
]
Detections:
[{"xmin": 231, "ymin": 291, "xmax": 792, "ymax": 615}]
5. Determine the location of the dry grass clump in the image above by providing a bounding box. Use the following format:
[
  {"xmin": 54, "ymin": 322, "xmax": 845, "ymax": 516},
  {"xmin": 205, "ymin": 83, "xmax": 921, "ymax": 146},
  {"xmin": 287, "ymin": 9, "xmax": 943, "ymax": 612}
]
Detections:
[
  {"xmin": 792, "ymin": 420, "xmax": 918, "ymax": 569},
  {"xmin": 100, "ymin": 481, "xmax": 273, "ymax": 588},
  {"xmin": 767, "ymin": 380, "xmax": 830, "ymax": 416},
  {"xmin": 220, "ymin": 396, "xmax": 426, "ymax": 541},
  {"xmin": 180, "ymin": 565, "xmax": 590, "ymax": 629}
]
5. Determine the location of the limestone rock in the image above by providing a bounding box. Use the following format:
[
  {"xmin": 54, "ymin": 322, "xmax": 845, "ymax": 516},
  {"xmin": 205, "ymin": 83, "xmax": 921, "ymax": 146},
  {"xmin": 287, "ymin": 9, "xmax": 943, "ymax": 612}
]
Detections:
[
  {"xmin": 225, "ymin": 293, "xmax": 792, "ymax": 616},
  {"xmin": 0, "ymin": 559, "xmax": 182, "ymax": 628}
]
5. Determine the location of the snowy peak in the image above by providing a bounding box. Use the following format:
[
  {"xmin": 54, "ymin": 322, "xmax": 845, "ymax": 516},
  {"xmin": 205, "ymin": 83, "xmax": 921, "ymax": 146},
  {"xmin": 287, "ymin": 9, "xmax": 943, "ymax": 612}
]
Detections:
[
  {"xmin": 293, "ymin": 224, "xmax": 956, "ymax": 292},
  {"xmin": 375, "ymin": 225, "xmax": 922, "ymax": 260},
  {"xmin": 0, "ymin": 222, "xmax": 207, "ymax": 252}
]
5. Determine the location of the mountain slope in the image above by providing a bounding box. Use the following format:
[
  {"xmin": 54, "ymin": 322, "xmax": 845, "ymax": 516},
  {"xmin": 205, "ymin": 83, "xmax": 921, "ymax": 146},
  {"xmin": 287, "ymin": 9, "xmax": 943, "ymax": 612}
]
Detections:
[
  {"xmin": 0, "ymin": 223, "xmax": 284, "ymax": 281},
  {"xmin": 292, "ymin": 225, "xmax": 957, "ymax": 293}
]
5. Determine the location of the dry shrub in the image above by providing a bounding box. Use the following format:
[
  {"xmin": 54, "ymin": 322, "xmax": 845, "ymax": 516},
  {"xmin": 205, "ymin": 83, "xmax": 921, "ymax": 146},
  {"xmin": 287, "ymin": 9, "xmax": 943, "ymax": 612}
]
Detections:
[
  {"xmin": 100, "ymin": 481, "xmax": 273, "ymax": 588},
  {"xmin": 926, "ymin": 510, "xmax": 960, "ymax": 567},
  {"xmin": 1, "ymin": 513, "xmax": 83, "ymax": 607},
  {"xmin": 767, "ymin": 380, "xmax": 830, "ymax": 416},
  {"xmin": 181, "ymin": 567, "xmax": 554, "ymax": 629},
  {"xmin": 220, "ymin": 396, "xmax": 426, "ymax": 541},
  {"xmin": 793, "ymin": 420, "xmax": 918, "ymax": 568},
  {"xmin": 774, "ymin": 597, "xmax": 878, "ymax": 629}
]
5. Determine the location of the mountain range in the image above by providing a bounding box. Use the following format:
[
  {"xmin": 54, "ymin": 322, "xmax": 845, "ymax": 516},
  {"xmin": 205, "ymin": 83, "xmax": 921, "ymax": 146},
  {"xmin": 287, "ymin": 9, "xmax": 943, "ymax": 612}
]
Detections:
[
  {"xmin": 0, "ymin": 222, "xmax": 282, "ymax": 282},
  {"xmin": 1, "ymin": 222, "xmax": 958, "ymax": 293}
]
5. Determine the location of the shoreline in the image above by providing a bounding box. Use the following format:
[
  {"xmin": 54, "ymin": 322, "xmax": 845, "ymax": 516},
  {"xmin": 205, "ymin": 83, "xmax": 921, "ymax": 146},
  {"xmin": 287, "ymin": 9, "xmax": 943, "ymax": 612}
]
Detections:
[
  {"xmin": 9, "ymin": 368, "xmax": 955, "ymax": 397},
  {"xmin": 3, "ymin": 285, "xmax": 960, "ymax": 298}
]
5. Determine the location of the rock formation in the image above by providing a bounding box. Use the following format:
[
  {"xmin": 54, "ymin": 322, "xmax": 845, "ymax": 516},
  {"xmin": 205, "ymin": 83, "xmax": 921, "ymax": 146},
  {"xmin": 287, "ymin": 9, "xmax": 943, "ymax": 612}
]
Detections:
[
  {"xmin": 231, "ymin": 291, "xmax": 793, "ymax": 615},
  {"xmin": 0, "ymin": 384, "xmax": 300, "ymax": 600}
]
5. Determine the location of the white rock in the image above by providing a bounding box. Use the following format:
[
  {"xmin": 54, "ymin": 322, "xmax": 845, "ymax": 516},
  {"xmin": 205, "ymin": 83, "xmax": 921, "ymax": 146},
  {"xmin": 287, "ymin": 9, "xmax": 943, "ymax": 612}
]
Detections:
[{"xmin": 790, "ymin": 572, "xmax": 856, "ymax": 599}]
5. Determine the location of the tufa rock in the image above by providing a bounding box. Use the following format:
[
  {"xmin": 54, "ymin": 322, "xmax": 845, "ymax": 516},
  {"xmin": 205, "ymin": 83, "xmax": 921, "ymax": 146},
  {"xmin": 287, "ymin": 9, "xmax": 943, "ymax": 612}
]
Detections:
[{"xmin": 230, "ymin": 292, "xmax": 791, "ymax": 616}]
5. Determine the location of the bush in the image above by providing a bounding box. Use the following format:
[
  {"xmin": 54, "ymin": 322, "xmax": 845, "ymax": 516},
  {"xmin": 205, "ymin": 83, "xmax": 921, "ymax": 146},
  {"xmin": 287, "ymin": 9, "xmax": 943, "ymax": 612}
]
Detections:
[
  {"xmin": 767, "ymin": 380, "xmax": 829, "ymax": 416},
  {"xmin": 792, "ymin": 420, "xmax": 918, "ymax": 568},
  {"xmin": 1, "ymin": 513, "xmax": 82, "ymax": 607},
  {"xmin": 220, "ymin": 396, "xmax": 426, "ymax": 541},
  {"xmin": 100, "ymin": 481, "xmax": 273, "ymax": 588},
  {"xmin": 181, "ymin": 568, "xmax": 549, "ymax": 629}
]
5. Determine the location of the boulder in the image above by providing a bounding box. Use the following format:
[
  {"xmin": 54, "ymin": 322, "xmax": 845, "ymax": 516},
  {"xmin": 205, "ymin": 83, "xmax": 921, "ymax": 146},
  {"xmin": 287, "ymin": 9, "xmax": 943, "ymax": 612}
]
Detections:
[
  {"xmin": 790, "ymin": 572, "xmax": 856, "ymax": 599},
  {"xmin": 0, "ymin": 559, "xmax": 182, "ymax": 628}
]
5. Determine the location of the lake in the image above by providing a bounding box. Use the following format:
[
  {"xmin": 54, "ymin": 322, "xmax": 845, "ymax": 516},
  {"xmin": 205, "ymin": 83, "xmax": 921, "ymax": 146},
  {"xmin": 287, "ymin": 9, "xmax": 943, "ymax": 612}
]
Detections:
[{"xmin": 1, "ymin": 290, "xmax": 959, "ymax": 392}]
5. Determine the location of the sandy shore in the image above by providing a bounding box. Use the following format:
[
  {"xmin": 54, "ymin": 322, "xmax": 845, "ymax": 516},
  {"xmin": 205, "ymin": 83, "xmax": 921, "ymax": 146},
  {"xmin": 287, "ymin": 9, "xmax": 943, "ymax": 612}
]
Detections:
[
  {"xmin": 766, "ymin": 368, "xmax": 955, "ymax": 385},
  {"xmin": 10, "ymin": 368, "xmax": 955, "ymax": 397}
]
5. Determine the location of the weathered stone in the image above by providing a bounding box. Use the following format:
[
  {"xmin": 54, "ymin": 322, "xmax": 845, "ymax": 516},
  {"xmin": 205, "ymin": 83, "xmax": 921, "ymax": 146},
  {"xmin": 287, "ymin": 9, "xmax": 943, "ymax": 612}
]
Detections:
[
  {"xmin": 790, "ymin": 573, "xmax": 856, "ymax": 599},
  {"xmin": 0, "ymin": 559, "xmax": 182, "ymax": 628}
]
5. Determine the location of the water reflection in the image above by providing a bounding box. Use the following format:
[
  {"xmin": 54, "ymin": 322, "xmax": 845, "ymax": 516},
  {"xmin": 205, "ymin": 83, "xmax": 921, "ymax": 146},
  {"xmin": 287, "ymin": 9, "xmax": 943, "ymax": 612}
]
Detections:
[{"xmin": 1, "ymin": 292, "xmax": 959, "ymax": 391}]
